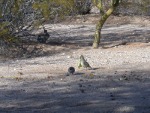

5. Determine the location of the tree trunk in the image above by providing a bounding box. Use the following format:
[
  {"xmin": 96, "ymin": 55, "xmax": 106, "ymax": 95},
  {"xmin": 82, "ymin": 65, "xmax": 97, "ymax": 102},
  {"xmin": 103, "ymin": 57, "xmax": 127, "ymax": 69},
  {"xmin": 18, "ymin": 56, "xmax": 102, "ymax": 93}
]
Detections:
[{"xmin": 93, "ymin": 7, "xmax": 115, "ymax": 48}]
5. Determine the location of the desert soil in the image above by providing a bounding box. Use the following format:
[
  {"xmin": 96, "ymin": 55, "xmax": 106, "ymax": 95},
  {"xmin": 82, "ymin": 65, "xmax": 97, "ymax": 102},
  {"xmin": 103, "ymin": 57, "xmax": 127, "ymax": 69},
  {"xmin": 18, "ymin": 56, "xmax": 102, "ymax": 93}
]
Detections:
[{"xmin": 0, "ymin": 15, "xmax": 150, "ymax": 113}]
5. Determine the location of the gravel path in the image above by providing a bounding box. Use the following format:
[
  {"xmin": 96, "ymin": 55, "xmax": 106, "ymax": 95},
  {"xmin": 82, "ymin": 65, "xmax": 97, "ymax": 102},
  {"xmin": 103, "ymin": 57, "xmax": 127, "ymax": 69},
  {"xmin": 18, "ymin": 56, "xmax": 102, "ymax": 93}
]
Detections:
[{"xmin": 0, "ymin": 23, "xmax": 150, "ymax": 113}]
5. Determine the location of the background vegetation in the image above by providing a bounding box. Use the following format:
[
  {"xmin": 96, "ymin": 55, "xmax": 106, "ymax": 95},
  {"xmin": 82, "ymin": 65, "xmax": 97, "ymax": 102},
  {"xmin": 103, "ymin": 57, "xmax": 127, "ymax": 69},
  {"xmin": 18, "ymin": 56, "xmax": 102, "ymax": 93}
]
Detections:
[{"xmin": 0, "ymin": 0, "xmax": 149, "ymax": 57}]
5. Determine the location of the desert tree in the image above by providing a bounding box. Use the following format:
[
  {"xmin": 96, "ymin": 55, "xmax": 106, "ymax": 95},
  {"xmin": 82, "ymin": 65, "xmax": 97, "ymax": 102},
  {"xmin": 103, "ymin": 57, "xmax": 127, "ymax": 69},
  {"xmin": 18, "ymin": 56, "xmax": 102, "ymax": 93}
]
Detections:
[{"xmin": 92, "ymin": 0, "xmax": 122, "ymax": 48}]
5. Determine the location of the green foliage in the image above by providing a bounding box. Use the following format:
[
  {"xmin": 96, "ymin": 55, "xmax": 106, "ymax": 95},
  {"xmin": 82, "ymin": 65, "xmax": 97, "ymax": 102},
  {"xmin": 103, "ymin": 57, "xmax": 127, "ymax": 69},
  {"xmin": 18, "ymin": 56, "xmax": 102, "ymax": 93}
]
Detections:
[
  {"xmin": 140, "ymin": 0, "xmax": 150, "ymax": 14},
  {"xmin": 114, "ymin": 0, "xmax": 150, "ymax": 15},
  {"xmin": 0, "ymin": 10, "xmax": 2, "ymax": 18},
  {"xmin": 0, "ymin": 22, "xmax": 9, "ymax": 38},
  {"xmin": 0, "ymin": 22, "xmax": 18, "ymax": 43},
  {"xmin": 0, "ymin": 0, "xmax": 25, "ymax": 44},
  {"xmin": 33, "ymin": 0, "xmax": 76, "ymax": 21},
  {"xmin": 33, "ymin": 1, "xmax": 50, "ymax": 20},
  {"xmin": 92, "ymin": 0, "xmax": 121, "ymax": 15}
]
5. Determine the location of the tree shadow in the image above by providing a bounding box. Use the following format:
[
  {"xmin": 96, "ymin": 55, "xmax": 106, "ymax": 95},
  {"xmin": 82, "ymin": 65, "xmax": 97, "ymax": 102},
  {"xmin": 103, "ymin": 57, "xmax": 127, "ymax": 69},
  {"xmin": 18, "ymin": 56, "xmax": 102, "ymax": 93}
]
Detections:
[
  {"xmin": 0, "ymin": 68, "xmax": 150, "ymax": 113},
  {"xmin": 1, "ymin": 24, "xmax": 149, "ymax": 60},
  {"xmin": 101, "ymin": 29, "xmax": 150, "ymax": 45},
  {"xmin": 45, "ymin": 25, "xmax": 150, "ymax": 48}
]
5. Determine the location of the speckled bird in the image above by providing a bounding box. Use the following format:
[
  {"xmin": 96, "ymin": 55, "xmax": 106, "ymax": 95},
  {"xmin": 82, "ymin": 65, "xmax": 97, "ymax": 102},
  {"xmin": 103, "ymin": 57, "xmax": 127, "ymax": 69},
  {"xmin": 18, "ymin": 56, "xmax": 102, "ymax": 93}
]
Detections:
[{"xmin": 78, "ymin": 55, "xmax": 92, "ymax": 69}]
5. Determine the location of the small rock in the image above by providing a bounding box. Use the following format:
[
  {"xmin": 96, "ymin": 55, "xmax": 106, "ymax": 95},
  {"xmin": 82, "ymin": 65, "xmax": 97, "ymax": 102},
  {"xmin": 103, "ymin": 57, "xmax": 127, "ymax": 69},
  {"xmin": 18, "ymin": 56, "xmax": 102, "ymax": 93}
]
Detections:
[
  {"xmin": 18, "ymin": 72, "xmax": 23, "ymax": 75},
  {"xmin": 80, "ymin": 89, "xmax": 85, "ymax": 93},
  {"xmin": 80, "ymin": 79, "xmax": 83, "ymax": 81},
  {"xmin": 67, "ymin": 56, "xmax": 71, "ymax": 58},
  {"xmin": 62, "ymin": 53, "xmax": 65, "ymax": 55},
  {"xmin": 78, "ymin": 84, "xmax": 82, "ymax": 87}
]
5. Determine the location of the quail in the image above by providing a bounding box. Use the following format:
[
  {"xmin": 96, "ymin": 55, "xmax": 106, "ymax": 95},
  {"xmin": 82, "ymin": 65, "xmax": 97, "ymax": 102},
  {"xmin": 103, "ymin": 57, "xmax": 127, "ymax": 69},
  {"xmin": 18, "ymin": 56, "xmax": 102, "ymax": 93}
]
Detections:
[
  {"xmin": 68, "ymin": 67, "xmax": 75, "ymax": 75},
  {"xmin": 37, "ymin": 27, "xmax": 49, "ymax": 43},
  {"xmin": 78, "ymin": 55, "xmax": 92, "ymax": 69}
]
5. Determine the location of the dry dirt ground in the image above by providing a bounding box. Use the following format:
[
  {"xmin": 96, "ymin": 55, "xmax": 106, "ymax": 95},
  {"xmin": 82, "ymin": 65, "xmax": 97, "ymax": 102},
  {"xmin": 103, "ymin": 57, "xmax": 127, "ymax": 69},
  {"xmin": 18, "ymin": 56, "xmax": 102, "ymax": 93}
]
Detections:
[{"xmin": 0, "ymin": 15, "xmax": 150, "ymax": 113}]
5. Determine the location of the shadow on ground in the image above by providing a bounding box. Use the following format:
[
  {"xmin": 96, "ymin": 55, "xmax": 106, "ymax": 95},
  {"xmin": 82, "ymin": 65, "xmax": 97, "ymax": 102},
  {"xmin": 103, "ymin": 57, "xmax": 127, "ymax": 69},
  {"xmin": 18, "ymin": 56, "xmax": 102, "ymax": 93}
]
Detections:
[
  {"xmin": 31, "ymin": 24, "xmax": 150, "ymax": 48},
  {"xmin": 0, "ymin": 69, "xmax": 150, "ymax": 113},
  {"xmin": 1, "ymin": 24, "xmax": 149, "ymax": 60},
  {"xmin": 46, "ymin": 29, "xmax": 150, "ymax": 47}
]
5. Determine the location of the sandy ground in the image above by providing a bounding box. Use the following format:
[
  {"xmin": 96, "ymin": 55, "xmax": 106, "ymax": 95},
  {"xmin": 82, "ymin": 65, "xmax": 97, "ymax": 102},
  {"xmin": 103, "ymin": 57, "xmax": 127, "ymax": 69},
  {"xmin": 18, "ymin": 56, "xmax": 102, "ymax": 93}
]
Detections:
[{"xmin": 0, "ymin": 15, "xmax": 150, "ymax": 113}]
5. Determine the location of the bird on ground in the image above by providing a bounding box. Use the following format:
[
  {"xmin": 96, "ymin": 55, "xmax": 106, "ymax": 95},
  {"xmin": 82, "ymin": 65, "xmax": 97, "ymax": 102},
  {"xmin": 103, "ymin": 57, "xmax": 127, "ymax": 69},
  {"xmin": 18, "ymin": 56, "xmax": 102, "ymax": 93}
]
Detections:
[
  {"xmin": 78, "ymin": 55, "xmax": 92, "ymax": 69},
  {"xmin": 68, "ymin": 67, "xmax": 75, "ymax": 75},
  {"xmin": 37, "ymin": 27, "xmax": 49, "ymax": 43}
]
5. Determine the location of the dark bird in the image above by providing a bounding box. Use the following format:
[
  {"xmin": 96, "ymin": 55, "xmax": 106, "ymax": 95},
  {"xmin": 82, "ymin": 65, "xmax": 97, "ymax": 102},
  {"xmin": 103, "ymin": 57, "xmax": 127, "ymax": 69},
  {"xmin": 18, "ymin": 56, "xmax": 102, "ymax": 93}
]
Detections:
[
  {"xmin": 68, "ymin": 67, "xmax": 75, "ymax": 75},
  {"xmin": 37, "ymin": 27, "xmax": 49, "ymax": 43}
]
